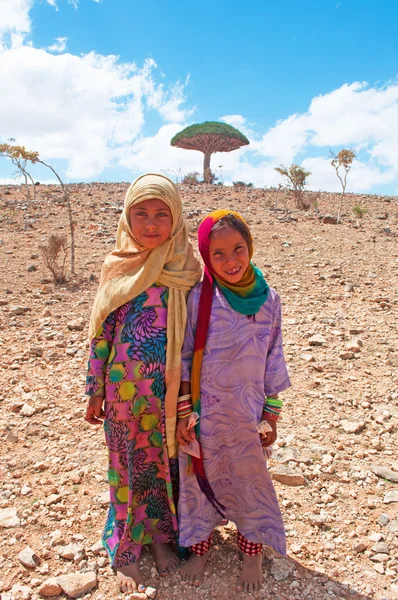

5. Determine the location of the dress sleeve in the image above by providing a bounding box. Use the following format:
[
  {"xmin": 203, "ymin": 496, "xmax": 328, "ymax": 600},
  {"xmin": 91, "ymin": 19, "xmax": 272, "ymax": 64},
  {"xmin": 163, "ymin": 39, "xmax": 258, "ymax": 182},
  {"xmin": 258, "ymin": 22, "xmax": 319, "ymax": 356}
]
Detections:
[
  {"xmin": 264, "ymin": 291, "xmax": 291, "ymax": 398},
  {"xmin": 85, "ymin": 309, "xmax": 117, "ymax": 398},
  {"xmin": 181, "ymin": 286, "xmax": 199, "ymax": 382}
]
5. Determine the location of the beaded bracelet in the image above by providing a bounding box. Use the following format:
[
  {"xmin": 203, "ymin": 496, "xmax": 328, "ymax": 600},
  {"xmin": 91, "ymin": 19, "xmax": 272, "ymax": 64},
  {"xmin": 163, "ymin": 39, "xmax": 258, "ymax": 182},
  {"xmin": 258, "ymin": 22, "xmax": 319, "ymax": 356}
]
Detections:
[
  {"xmin": 177, "ymin": 394, "xmax": 193, "ymax": 419},
  {"xmin": 263, "ymin": 396, "xmax": 283, "ymax": 421}
]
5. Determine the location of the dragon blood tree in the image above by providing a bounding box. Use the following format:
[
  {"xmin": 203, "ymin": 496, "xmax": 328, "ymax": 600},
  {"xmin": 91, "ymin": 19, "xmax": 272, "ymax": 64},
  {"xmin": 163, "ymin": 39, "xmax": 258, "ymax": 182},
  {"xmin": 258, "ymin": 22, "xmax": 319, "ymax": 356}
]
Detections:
[{"xmin": 170, "ymin": 121, "xmax": 249, "ymax": 183}]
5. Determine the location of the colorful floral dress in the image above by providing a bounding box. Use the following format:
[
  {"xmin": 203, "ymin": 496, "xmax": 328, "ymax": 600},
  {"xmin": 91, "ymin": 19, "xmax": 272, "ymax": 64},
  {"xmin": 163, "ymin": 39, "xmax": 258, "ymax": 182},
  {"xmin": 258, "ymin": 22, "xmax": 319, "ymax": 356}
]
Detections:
[{"xmin": 86, "ymin": 285, "xmax": 178, "ymax": 567}]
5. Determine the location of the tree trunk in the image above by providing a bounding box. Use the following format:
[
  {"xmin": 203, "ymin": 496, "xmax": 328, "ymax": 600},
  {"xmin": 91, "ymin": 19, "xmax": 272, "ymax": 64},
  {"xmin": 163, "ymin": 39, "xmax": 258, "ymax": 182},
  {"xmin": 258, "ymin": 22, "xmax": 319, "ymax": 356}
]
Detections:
[
  {"xmin": 337, "ymin": 193, "xmax": 344, "ymax": 223},
  {"xmin": 203, "ymin": 152, "xmax": 212, "ymax": 183},
  {"xmin": 38, "ymin": 160, "xmax": 75, "ymax": 274}
]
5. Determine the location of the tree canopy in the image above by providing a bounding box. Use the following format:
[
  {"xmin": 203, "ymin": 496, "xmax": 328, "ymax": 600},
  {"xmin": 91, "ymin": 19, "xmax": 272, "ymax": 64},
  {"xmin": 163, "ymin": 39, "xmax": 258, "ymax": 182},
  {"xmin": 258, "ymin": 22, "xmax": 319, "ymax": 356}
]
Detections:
[{"xmin": 171, "ymin": 121, "xmax": 249, "ymax": 182}]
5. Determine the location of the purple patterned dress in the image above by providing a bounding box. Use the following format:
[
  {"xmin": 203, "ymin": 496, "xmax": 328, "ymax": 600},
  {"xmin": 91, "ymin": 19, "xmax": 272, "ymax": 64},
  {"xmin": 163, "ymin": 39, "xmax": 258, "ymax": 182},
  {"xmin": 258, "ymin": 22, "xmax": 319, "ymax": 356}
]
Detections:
[
  {"xmin": 86, "ymin": 285, "xmax": 179, "ymax": 567},
  {"xmin": 178, "ymin": 283, "xmax": 291, "ymax": 555}
]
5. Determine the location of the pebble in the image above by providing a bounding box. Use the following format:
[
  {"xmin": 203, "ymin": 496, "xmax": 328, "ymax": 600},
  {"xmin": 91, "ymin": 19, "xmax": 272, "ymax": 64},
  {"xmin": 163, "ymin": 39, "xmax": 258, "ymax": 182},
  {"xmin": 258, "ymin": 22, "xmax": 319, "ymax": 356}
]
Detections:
[
  {"xmin": 57, "ymin": 571, "xmax": 97, "ymax": 598},
  {"xmin": 377, "ymin": 514, "xmax": 390, "ymax": 526},
  {"xmin": 309, "ymin": 334, "xmax": 325, "ymax": 346},
  {"xmin": 20, "ymin": 403, "xmax": 37, "ymax": 417},
  {"xmin": 371, "ymin": 542, "xmax": 389, "ymax": 554},
  {"xmin": 270, "ymin": 558, "xmax": 294, "ymax": 581},
  {"xmin": 341, "ymin": 420, "xmax": 365, "ymax": 434},
  {"xmin": 18, "ymin": 545, "xmax": 40, "ymax": 568},
  {"xmin": 383, "ymin": 491, "xmax": 398, "ymax": 504},
  {"xmin": 146, "ymin": 587, "xmax": 157, "ymax": 599},
  {"xmin": 11, "ymin": 584, "xmax": 31, "ymax": 599},
  {"xmin": 58, "ymin": 543, "xmax": 85, "ymax": 560},
  {"xmin": 370, "ymin": 553, "xmax": 389, "ymax": 563},
  {"xmin": 39, "ymin": 577, "xmax": 62, "ymax": 597},
  {"xmin": 269, "ymin": 466, "xmax": 307, "ymax": 486},
  {"xmin": 0, "ymin": 507, "xmax": 20, "ymax": 528},
  {"xmin": 371, "ymin": 466, "xmax": 398, "ymax": 483}
]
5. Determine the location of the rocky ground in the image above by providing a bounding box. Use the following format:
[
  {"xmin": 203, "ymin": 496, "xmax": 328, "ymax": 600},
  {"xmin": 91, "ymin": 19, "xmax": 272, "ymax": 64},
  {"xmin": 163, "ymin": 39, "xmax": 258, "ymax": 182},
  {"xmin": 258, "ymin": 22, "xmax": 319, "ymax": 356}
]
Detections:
[{"xmin": 0, "ymin": 182, "xmax": 397, "ymax": 600}]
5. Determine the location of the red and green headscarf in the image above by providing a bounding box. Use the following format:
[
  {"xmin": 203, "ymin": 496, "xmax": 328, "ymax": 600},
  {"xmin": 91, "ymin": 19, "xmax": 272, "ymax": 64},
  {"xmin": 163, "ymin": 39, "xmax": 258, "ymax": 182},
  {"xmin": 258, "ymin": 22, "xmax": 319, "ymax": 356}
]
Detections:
[{"xmin": 189, "ymin": 210, "xmax": 269, "ymax": 516}]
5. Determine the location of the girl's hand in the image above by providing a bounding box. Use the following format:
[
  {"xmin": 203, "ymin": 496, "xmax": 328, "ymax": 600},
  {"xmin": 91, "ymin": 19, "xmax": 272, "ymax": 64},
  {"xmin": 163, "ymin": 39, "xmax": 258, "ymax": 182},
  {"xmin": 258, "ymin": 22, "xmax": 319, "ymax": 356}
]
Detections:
[
  {"xmin": 176, "ymin": 416, "xmax": 196, "ymax": 446},
  {"xmin": 85, "ymin": 396, "xmax": 105, "ymax": 425},
  {"xmin": 261, "ymin": 419, "xmax": 277, "ymax": 448}
]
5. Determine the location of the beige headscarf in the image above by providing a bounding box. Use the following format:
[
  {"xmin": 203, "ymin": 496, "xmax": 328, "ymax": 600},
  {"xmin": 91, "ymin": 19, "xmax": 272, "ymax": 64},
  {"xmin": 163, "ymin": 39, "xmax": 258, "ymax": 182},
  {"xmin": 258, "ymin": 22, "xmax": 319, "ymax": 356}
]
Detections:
[{"xmin": 88, "ymin": 173, "xmax": 202, "ymax": 457}]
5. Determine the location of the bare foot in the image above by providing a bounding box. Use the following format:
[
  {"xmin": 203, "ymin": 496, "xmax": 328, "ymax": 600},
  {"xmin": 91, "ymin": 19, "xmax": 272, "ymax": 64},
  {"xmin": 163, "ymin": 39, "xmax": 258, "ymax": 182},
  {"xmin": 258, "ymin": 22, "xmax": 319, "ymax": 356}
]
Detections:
[
  {"xmin": 150, "ymin": 543, "xmax": 180, "ymax": 577},
  {"xmin": 116, "ymin": 562, "xmax": 146, "ymax": 594},
  {"xmin": 180, "ymin": 552, "xmax": 208, "ymax": 586},
  {"xmin": 237, "ymin": 553, "xmax": 263, "ymax": 592}
]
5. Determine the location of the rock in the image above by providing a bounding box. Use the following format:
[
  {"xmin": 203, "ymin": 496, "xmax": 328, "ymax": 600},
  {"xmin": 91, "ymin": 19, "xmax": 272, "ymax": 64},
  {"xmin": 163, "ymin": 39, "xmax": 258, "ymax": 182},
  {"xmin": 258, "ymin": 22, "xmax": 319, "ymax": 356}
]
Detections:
[
  {"xmin": 59, "ymin": 544, "xmax": 85, "ymax": 560},
  {"xmin": 341, "ymin": 420, "xmax": 365, "ymax": 434},
  {"xmin": 5, "ymin": 431, "xmax": 18, "ymax": 443},
  {"xmin": 321, "ymin": 215, "xmax": 338, "ymax": 224},
  {"xmin": 57, "ymin": 572, "xmax": 97, "ymax": 598},
  {"xmin": 377, "ymin": 514, "xmax": 390, "ymax": 526},
  {"xmin": 0, "ymin": 507, "xmax": 20, "ymax": 528},
  {"xmin": 9, "ymin": 305, "xmax": 26, "ymax": 315},
  {"xmin": 353, "ymin": 542, "xmax": 367, "ymax": 553},
  {"xmin": 309, "ymin": 334, "xmax": 325, "ymax": 346},
  {"xmin": 96, "ymin": 491, "xmax": 110, "ymax": 506},
  {"xmin": 39, "ymin": 577, "xmax": 63, "ymax": 597},
  {"xmin": 339, "ymin": 351, "xmax": 355, "ymax": 360},
  {"xmin": 270, "ymin": 557, "xmax": 294, "ymax": 581},
  {"xmin": 146, "ymin": 587, "xmax": 157, "ymax": 599},
  {"xmin": 269, "ymin": 466, "xmax": 307, "ymax": 486},
  {"xmin": 89, "ymin": 540, "xmax": 103, "ymax": 555},
  {"xmin": 129, "ymin": 594, "xmax": 147, "ymax": 600},
  {"xmin": 11, "ymin": 584, "xmax": 31, "ymax": 599},
  {"xmin": 300, "ymin": 353, "xmax": 315, "ymax": 362},
  {"xmin": 387, "ymin": 520, "xmax": 398, "ymax": 534},
  {"xmin": 345, "ymin": 339, "xmax": 363, "ymax": 352},
  {"xmin": 18, "ymin": 546, "xmax": 40, "ymax": 568},
  {"xmin": 273, "ymin": 447, "xmax": 301, "ymax": 463},
  {"xmin": 371, "ymin": 542, "xmax": 389, "ymax": 554},
  {"xmin": 373, "ymin": 563, "xmax": 385, "ymax": 574},
  {"xmin": 67, "ymin": 320, "xmax": 84, "ymax": 331},
  {"xmin": 20, "ymin": 403, "xmax": 37, "ymax": 417},
  {"xmin": 45, "ymin": 494, "xmax": 62, "ymax": 506},
  {"xmin": 27, "ymin": 264, "xmax": 37, "ymax": 272},
  {"xmin": 370, "ymin": 553, "xmax": 389, "ymax": 562},
  {"xmin": 371, "ymin": 465, "xmax": 398, "ymax": 483},
  {"xmin": 384, "ymin": 491, "xmax": 398, "ymax": 504}
]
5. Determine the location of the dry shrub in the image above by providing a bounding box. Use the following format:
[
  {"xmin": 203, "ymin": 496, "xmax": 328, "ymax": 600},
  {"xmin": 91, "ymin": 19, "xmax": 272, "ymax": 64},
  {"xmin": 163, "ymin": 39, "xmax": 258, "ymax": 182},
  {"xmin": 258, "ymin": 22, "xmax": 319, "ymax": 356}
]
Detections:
[{"xmin": 39, "ymin": 234, "xmax": 67, "ymax": 284}]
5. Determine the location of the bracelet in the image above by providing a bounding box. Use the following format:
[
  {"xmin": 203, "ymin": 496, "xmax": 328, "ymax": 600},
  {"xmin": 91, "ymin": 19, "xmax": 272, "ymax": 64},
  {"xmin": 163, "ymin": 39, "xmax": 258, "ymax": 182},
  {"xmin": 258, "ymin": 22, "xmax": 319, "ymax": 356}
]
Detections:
[
  {"xmin": 177, "ymin": 394, "xmax": 193, "ymax": 419},
  {"xmin": 263, "ymin": 396, "xmax": 283, "ymax": 420},
  {"xmin": 178, "ymin": 394, "xmax": 191, "ymax": 402}
]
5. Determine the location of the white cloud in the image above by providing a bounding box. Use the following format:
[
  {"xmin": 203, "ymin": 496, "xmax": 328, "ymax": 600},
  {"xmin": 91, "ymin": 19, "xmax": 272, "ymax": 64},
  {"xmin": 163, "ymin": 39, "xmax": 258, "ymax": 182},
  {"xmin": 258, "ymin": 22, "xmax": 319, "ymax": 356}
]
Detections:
[
  {"xmin": 46, "ymin": 0, "xmax": 58, "ymax": 8},
  {"xmin": 0, "ymin": 0, "xmax": 32, "ymax": 40},
  {"xmin": 0, "ymin": 46, "xmax": 193, "ymax": 179},
  {"xmin": 47, "ymin": 36, "xmax": 67, "ymax": 53},
  {"xmin": 68, "ymin": 0, "xmax": 78, "ymax": 8}
]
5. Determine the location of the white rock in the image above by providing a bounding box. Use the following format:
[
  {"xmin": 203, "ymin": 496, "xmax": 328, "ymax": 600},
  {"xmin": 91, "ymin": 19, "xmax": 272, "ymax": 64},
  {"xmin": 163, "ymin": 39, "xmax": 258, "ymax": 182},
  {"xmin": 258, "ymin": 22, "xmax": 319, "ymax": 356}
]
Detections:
[
  {"xmin": 270, "ymin": 557, "xmax": 294, "ymax": 581},
  {"xmin": 269, "ymin": 466, "xmax": 307, "ymax": 486},
  {"xmin": 57, "ymin": 571, "xmax": 97, "ymax": 598},
  {"xmin": 384, "ymin": 491, "xmax": 398, "ymax": 504},
  {"xmin": 18, "ymin": 546, "xmax": 40, "ymax": 568},
  {"xmin": 146, "ymin": 587, "xmax": 157, "ymax": 599},
  {"xmin": 20, "ymin": 403, "xmax": 36, "ymax": 417},
  {"xmin": 58, "ymin": 544, "xmax": 84, "ymax": 560},
  {"xmin": 341, "ymin": 420, "xmax": 365, "ymax": 434},
  {"xmin": 309, "ymin": 334, "xmax": 325, "ymax": 346},
  {"xmin": 11, "ymin": 584, "xmax": 31, "ymax": 599},
  {"xmin": 0, "ymin": 507, "xmax": 20, "ymax": 528}
]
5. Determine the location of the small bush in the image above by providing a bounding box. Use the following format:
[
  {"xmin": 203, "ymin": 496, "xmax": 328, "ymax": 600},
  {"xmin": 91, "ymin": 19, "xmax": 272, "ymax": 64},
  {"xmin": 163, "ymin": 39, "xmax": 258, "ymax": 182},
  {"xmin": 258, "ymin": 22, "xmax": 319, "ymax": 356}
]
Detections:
[
  {"xmin": 352, "ymin": 205, "xmax": 368, "ymax": 219},
  {"xmin": 233, "ymin": 181, "xmax": 254, "ymax": 188},
  {"xmin": 182, "ymin": 172, "xmax": 201, "ymax": 185},
  {"xmin": 39, "ymin": 234, "xmax": 67, "ymax": 284}
]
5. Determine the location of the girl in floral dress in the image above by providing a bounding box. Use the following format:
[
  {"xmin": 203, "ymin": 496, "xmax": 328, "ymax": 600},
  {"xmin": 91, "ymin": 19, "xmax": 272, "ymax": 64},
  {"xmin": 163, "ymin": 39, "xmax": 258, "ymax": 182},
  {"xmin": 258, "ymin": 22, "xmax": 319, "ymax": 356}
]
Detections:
[{"xmin": 85, "ymin": 174, "xmax": 201, "ymax": 594}]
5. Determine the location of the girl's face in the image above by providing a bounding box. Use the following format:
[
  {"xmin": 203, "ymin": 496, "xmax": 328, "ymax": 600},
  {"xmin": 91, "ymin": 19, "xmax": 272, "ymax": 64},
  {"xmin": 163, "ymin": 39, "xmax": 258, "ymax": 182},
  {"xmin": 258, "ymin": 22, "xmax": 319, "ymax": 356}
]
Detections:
[
  {"xmin": 208, "ymin": 225, "xmax": 250, "ymax": 284},
  {"xmin": 129, "ymin": 198, "xmax": 173, "ymax": 248}
]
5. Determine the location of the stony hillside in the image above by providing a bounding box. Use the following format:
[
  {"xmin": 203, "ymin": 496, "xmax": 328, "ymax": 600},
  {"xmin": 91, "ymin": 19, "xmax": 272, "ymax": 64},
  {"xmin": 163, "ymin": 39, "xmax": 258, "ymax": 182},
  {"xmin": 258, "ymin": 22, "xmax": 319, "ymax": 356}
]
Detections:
[{"xmin": 0, "ymin": 182, "xmax": 397, "ymax": 600}]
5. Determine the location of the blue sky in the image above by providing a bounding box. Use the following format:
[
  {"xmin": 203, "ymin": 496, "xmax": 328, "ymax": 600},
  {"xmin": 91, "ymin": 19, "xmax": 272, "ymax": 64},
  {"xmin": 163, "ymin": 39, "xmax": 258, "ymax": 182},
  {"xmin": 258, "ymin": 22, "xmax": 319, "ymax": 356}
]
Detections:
[{"xmin": 1, "ymin": 0, "xmax": 398, "ymax": 193}]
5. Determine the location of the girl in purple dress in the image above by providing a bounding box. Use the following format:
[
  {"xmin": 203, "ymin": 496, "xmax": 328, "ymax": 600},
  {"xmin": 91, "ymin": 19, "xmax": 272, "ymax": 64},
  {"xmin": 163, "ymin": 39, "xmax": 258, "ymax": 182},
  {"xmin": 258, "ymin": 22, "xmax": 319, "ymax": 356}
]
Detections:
[
  {"xmin": 84, "ymin": 174, "xmax": 201, "ymax": 594},
  {"xmin": 176, "ymin": 210, "xmax": 291, "ymax": 592}
]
